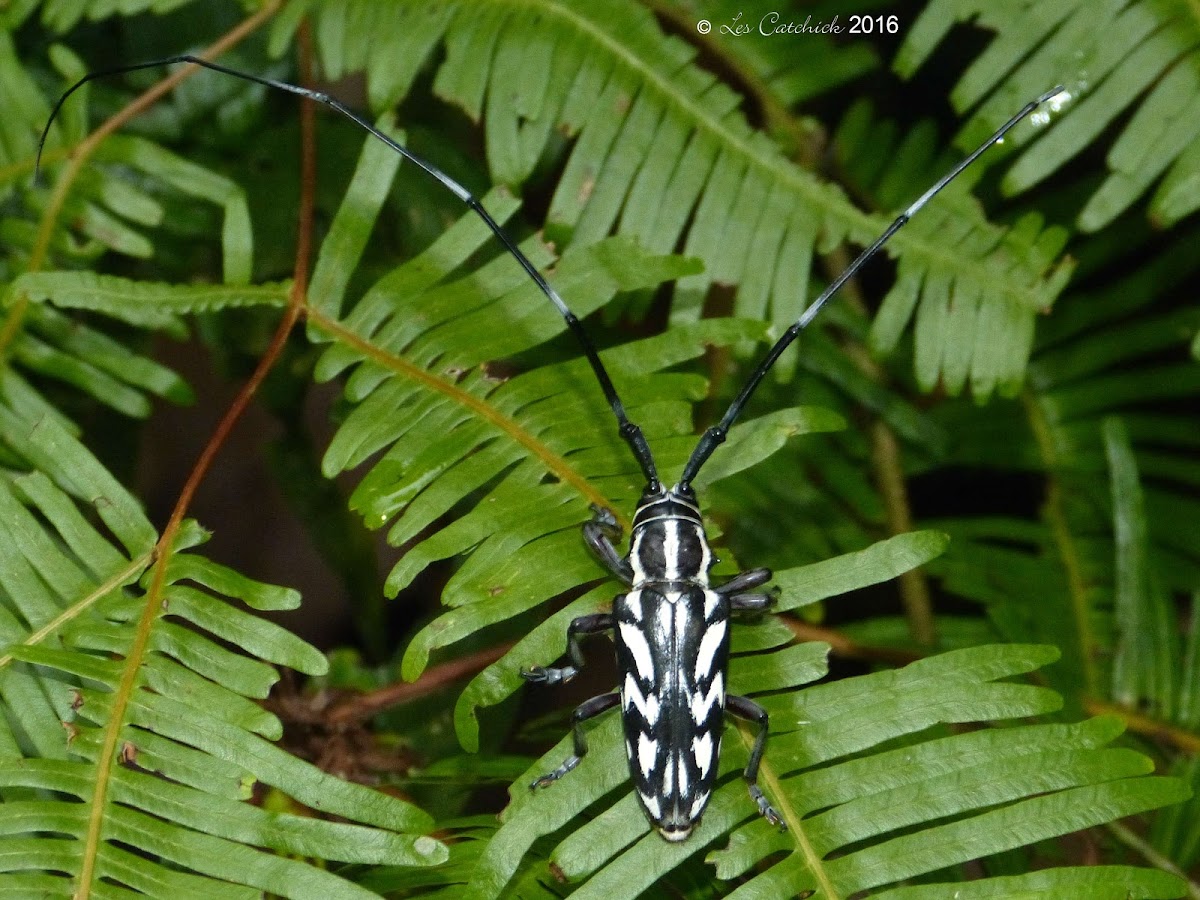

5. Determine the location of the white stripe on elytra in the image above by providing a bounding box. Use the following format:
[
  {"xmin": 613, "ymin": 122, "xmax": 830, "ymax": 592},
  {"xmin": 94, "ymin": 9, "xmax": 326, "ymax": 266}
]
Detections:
[
  {"xmin": 676, "ymin": 753, "xmax": 689, "ymax": 798},
  {"xmin": 691, "ymin": 672, "xmax": 724, "ymax": 723},
  {"xmin": 695, "ymin": 619, "xmax": 727, "ymax": 680},
  {"xmin": 623, "ymin": 672, "xmax": 660, "ymax": 725},
  {"xmin": 675, "ymin": 596, "xmax": 689, "ymax": 639},
  {"xmin": 692, "ymin": 732, "xmax": 714, "ymax": 776},
  {"xmin": 662, "ymin": 749, "xmax": 674, "ymax": 795},
  {"xmin": 663, "ymin": 520, "xmax": 680, "ymax": 580},
  {"xmin": 619, "ymin": 621, "xmax": 655, "ymax": 681},
  {"xmin": 640, "ymin": 790, "xmax": 662, "ymax": 819},
  {"xmin": 625, "ymin": 590, "xmax": 644, "ymax": 624},
  {"xmin": 689, "ymin": 791, "xmax": 709, "ymax": 819},
  {"xmin": 703, "ymin": 588, "xmax": 720, "ymax": 620},
  {"xmin": 656, "ymin": 600, "xmax": 672, "ymax": 647},
  {"xmin": 638, "ymin": 733, "xmax": 658, "ymax": 777}
]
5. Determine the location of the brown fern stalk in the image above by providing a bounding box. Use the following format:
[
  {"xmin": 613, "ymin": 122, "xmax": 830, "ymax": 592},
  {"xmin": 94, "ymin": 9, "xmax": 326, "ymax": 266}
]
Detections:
[{"xmin": 75, "ymin": 18, "xmax": 316, "ymax": 897}]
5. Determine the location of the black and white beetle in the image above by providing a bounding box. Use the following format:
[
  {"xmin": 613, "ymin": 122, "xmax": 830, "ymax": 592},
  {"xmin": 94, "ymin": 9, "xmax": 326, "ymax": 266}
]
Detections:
[
  {"xmin": 524, "ymin": 491, "xmax": 782, "ymax": 840},
  {"xmin": 40, "ymin": 57, "xmax": 1062, "ymax": 842}
]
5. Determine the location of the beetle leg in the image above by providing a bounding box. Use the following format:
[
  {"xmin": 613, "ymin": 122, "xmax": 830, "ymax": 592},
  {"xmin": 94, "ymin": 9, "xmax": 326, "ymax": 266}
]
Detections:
[
  {"xmin": 726, "ymin": 694, "xmax": 786, "ymax": 831},
  {"xmin": 521, "ymin": 613, "xmax": 613, "ymax": 685},
  {"xmin": 530, "ymin": 692, "xmax": 621, "ymax": 788},
  {"xmin": 715, "ymin": 567, "xmax": 772, "ymax": 595},
  {"xmin": 729, "ymin": 591, "xmax": 776, "ymax": 612},
  {"xmin": 583, "ymin": 504, "xmax": 632, "ymax": 583}
]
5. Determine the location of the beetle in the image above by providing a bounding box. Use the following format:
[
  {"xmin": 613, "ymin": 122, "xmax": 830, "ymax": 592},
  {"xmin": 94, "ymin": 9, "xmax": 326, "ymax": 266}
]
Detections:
[{"xmin": 39, "ymin": 57, "xmax": 1061, "ymax": 841}]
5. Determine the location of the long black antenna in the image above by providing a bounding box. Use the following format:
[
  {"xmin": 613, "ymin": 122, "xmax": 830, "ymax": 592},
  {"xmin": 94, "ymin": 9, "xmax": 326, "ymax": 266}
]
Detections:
[
  {"xmin": 37, "ymin": 55, "xmax": 663, "ymax": 492},
  {"xmin": 678, "ymin": 86, "xmax": 1065, "ymax": 489}
]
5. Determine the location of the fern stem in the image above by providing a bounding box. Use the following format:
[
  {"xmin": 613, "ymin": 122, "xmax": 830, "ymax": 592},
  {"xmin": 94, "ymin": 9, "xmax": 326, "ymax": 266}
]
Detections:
[
  {"xmin": 0, "ymin": 0, "xmax": 281, "ymax": 363},
  {"xmin": 0, "ymin": 553, "xmax": 152, "ymax": 671},
  {"xmin": 1084, "ymin": 699, "xmax": 1200, "ymax": 755},
  {"xmin": 328, "ymin": 642, "xmax": 513, "ymax": 726},
  {"xmin": 75, "ymin": 11, "xmax": 304, "ymax": 895},
  {"xmin": 732, "ymin": 719, "xmax": 841, "ymax": 898},
  {"xmin": 822, "ymin": 246, "xmax": 937, "ymax": 646},
  {"xmin": 1105, "ymin": 821, "xmax": 1200, "ymax": 899},
  {"xmin": 156, "ymin": 24, "xmax": 315, "ymax": 569},
  {"xmin": 785, "ymin": 619, "xmax": 922, "ymax": 667},
  {"xmin": 1022, "ymin": 388, "xmax": 1100, "ymax": 697},
  {"xmin": 870, "ymin": 418, "xmax": 937, "ymax": 646}
]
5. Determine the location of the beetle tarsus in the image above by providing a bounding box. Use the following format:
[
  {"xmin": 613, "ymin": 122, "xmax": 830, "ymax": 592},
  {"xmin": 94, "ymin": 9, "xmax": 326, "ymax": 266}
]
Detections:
[
  {"xmin": 530, "ymin": 756, "xmax": 579, "ymax": 789},
  {"xmin": 749, "ymin": 783, "xmax": 787, "ymax": 831},
  {"xmin": 584, "ymin": 505, "xmax": 632, "ymax": 582},
  {"xmin": 520, "ymin": 665, "xmax": 577, "ymax": 685}
]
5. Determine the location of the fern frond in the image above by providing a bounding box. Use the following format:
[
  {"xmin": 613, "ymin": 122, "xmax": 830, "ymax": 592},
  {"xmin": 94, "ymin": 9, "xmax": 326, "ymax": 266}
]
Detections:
[
  {"xmin": 1098, "ymin": 419, "xmax": 1200, "ymax": 881},
  {"xmin": 467, "ymin": 631, "xmax": 1186, "ymax": 898},
  {"xmin": 1105, "ymin": 416, "xmax": 1178, "ymax": 715},
  {"xmin": 0, "ymin": 395, "xmax": 446, "ymax": 895},
  {"xmin": 897, "ymin": 0, "xmax": 1200, "ymax": 230},
  {"xmin": 8, "ymin": 36, "xmax": 253, "ymax": 282},
  {"xmin": 467, "ymin": 495, "xmax": 1189, "ymax": 896},
  {"xmin": 28, "ymin": 131, "xmax": 254, "ymax": 283},
  {"xmin": 832, "ymin": 99, "xmax": 1076, "ymax": 398},
  {"xmin": 926, "ymin": 202, "xmax": 1200, "ymax": 698},
  {"xmin": 1, "ymin": 43, "xmax": 270, "ymax": 424},
  {"xmin": 2, "ymin": 271, "xmax": 291, "ymax": 419},
  {"xmin": 6, "ymin": 0, "xmax": 188, "ymax": 33},
  {"xmin": 13, "ymin": 273, "xmax": 291, "ymax": 331},
  {"xmin": 0, "ymin": 31, "xmax": 53, "ymax": 210},
  {"xmin": 285, "ymin": 0, "xmax": 1071, "ymax": 399}
]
